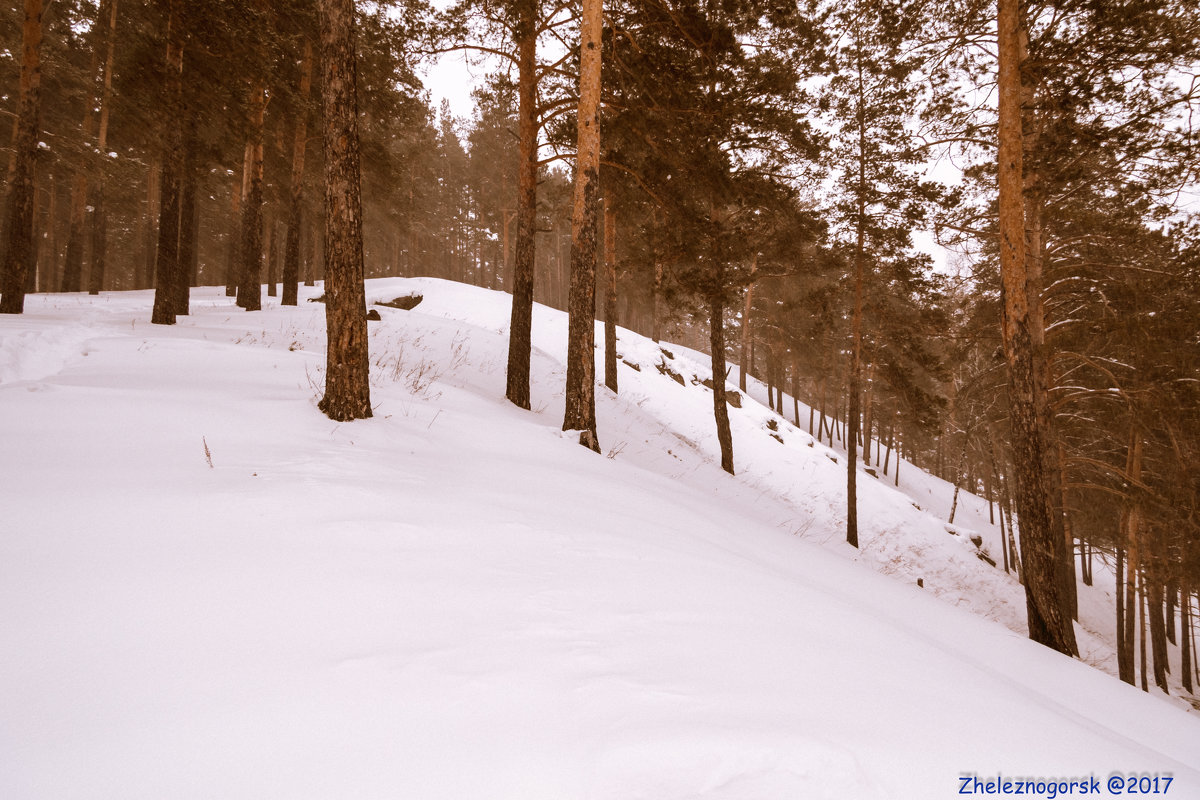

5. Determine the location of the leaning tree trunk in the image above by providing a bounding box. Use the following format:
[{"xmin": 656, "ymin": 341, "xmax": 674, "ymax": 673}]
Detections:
[
  {"xmin": 0, "ymin": 0, "xmax": 43, "ymax": 315},
  {"xmin": 710, "ymin": 284, "xmax": 734, "ymax": 475},
  {"xmin": 151, "ymin": 0, "xmax": 184, "ymax": 326},
  {"xmin": 283, "ymin": 37, "xmax": 313, "ymax": 307},
  {"xmin": 317, "ymin": 0, "xmax": 371, "ymax": 421},
  {"xmin": 561, "ymin": 0, "xmax": 602, "ymax": 452},
  {"xmin": 997, "ymin": 0, "xmax": 1077, "ymax": 657},
  {"xmin": 505, "ymin": 0, "xmax": 538, "ymax": 410}
]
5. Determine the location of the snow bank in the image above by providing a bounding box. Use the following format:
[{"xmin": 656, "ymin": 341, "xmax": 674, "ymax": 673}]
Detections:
[{"xmin": 1, "ymin": 282, "xmax": 1197, "ymax": 800}]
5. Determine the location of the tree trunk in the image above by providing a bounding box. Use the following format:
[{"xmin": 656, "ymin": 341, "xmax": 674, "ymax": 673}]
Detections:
[
  {"xmin": 862, "ymin": 362, "xmax": 875, "ymax": 466},
  {"xmin": 1139, "ymin": 569, "xmax": 1148, "ymax": 692},
  {"xmin": 317, "ymin": 0, "xmax": 372, "ymax": 421},
  {"xmin": 1181, "ymin": 581, "xmax": 1193, "ymax": 694},
  {"xmin": 710, "ymin": 287, "xmax": 734, "ymax": 475},
  {"xmin": 62, "ymin": 0, "xmax": 113, "ymax": 294},
  {"xmin": 985, "ymin": 453, "xmax": 995, "ymax": 525},
  {"xmin": 894, "ymin": 432, "xmax": 901, "ymax": 486},
  {"xmin": 1056, "ymin": 442, "xmax": 1078, "ymax": 620},
  {"xmin": 848, "ymin": 182, "xmax": 864, "ymax": 548},
  {"xmin": 988, "ymin": 440, "xmax": 1009, "ymax": 573},
  {"xmin": 603, "ymin": 197, "xmax": 617, "ymax": 393},
  {"xmin": 505, "ymin": 0, "xmax": 539, "ymax": 410},
  {"xmin": 1117, "ymin": 542, "xmax": 1129, "ymax": 683},
  {"xmin": 739, "ymin": 261, "xmax": 754, "ymax": 392},
  {"xmin": 266, "ymin": 219, "xmax": 278, "ymax": 297},
  {"xmin": 283, "ymin": 38, "xmax": 312, "ymax": 307},
  {"xmin": 175, "ymin": 109, "xmax": 197, "ymax": 315},
  {"xmin": 142, "ymin": 159, "xmax": 159, "ymax": 290},
  {"xmin": 151, "ymin": 0, "xmax": 184, "ymax": 326},
  {"xmin": 1148, "ymin": 574, "xmax": 1169, "ymax": 691},
  {"xmin": 86, "ymin": 0, "xmax": 117, "ymax": 295},
  {"xmin": 303, "ymin": 217, "xmax": 315, "ymax": 286},
  {"xmin": 792, "ymin": 355, "xmax": 800, "ymax": 427},
  {"xmin": 30, "ymin": 172, "xmax": 49, "ymax": 293},
  {"xmin": 562, "ymin": 0, "xmax": 602, "ymax": 452},
  {"xmin": 997, "ymin": 0, "xmax": 1076, "ymax": 656},
  {"xmin": 237, "ymin": 78, "xmax": 265, "ymax": 311},
  {"xmin": 226, "ymin": 164, "xmax": 241, "ymax": 296},
  {"xmin": 1121, "ymin": 429, "xmax": 1142, "ymax": 684},
  {"xmin": 948, "ymin": 438, "xmax": 966, "ymax": 525},
  {"xmin": 1166, "ymin": 578, "xmax": 1176, "ymax": 645},
  {"xmin": 651, "ymin": 258, "xmax": 662, "ymax": 343},
  {"xmin": 0, "ymin": 0, "xmax": 43, "ymax": 314}
]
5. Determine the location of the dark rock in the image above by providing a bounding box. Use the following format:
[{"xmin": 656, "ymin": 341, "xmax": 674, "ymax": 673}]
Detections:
[
  {"xmin": 766, "ymin": 418, "xmax": 779, "ymax": 431},
  {"xmin": 726, "ymin": 390, "xmax": 741, "ymax": 408},
  {"xmin": 769, "ymin": 432, "xmax": 784, "ymax": 444},
  {"xmin": 366, "ymin": 309, "xmax": 382, "ymax": 321},
  {"xmin": 660, "ymin": 347, "xmax": 675, "ymax": 359},
  {"xmin": 864, "ymin": 467, "xmax": 878, "ymax": 478},
  {"xmin": 622, "ymin": 359, "xmax": 641, "ymax": 372},
  {"xmin": 656, "ymin": 358, "xmax": 686, "ymax": 386},
  {"xmin": 826, "ymin": 454, "xmax": 838, "ymax": 464},
  {"xmin": 375, "ymin": 294, "xmax": 423, "ymax": 310},
  {"xmin": 970, "ymin": 534, "xmax": 983, "ymax": 548},
  {"xmin": 307, "ymin": 294, "xmax": 326, "ymax": 303}
]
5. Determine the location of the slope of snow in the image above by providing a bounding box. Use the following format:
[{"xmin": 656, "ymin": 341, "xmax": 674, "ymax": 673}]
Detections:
[{"xmin": 2, "ymin": 280, "xmax": 1198, "ymax": 799}]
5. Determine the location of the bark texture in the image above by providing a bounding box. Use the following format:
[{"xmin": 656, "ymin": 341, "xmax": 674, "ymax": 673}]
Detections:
[
  {"xmin": 505, "ymin": 0, "xmax": 538, "ymax": 410},
  {"xmin": 0, "ymin": 0, "xmax": 43, "ymax": 314},
  {"xmin": 151, "ymin": 0, "xmax": 184, "ymax": 325},
  {"xmin": 317, "ymin": 0, "xmax": 372, "ymax": 421},
  {"xmin": 562, "ymin": 0, "xmax": 602, "ymax": 452}
]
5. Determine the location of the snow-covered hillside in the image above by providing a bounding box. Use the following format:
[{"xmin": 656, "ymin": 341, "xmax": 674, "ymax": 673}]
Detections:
[{"xmin": 2, "ymin": 279, "xmax": 1198, "ymax": 799}]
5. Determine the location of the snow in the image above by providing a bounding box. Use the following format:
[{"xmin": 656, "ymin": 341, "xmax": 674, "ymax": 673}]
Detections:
[{"xmin": 2, "ymin": 280, "xmax": 1199, "ymax": 799}]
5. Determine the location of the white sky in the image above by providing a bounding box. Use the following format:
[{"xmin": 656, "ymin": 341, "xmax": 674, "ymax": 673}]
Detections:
[{"xmin": 419, "ymin": 49, "xmax": 488, "ymax": 119}]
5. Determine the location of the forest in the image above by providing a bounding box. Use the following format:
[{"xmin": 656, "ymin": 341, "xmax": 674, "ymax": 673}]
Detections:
[{"xmin": 1, "ymin": 0, "xmax": 1199, "ymax": 698}]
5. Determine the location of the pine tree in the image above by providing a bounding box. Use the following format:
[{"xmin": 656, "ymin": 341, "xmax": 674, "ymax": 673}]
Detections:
[
  {"xmin": 997, "ymin": 0, "xmax": 1077, "ymax": 656},
  {"xmin": 823, "ymin": 0, "xmax": 945, "ymax": 547}
]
